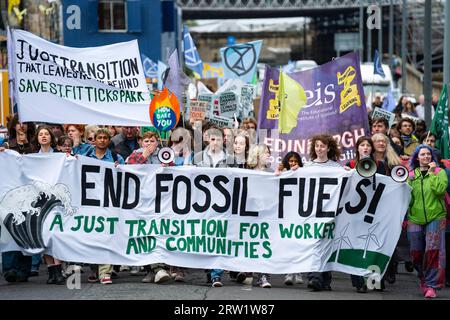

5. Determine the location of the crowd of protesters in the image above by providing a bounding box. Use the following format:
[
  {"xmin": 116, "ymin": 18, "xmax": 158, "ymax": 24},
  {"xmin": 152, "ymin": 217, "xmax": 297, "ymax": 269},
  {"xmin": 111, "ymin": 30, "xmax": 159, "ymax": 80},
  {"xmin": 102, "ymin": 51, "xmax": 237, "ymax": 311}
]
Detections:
[{"xmin": 1, "ymin": 92, "xmax": 449, "ymax": 298}]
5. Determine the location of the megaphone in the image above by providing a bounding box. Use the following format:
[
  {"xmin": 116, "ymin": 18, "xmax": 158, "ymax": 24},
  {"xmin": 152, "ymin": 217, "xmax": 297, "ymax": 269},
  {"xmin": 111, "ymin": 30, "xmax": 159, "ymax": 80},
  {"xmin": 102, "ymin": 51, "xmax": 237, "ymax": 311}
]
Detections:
[
  {"xmin": 391, "ymin": 165, "xmax": 408, "ymax": 183},
  {"xmin": 356, "ymin": 157, "xmax": 377, "ymax": 178},
  {"xmin": 158, "ymin": 147, "xmax": 175, "ymax": 164}
]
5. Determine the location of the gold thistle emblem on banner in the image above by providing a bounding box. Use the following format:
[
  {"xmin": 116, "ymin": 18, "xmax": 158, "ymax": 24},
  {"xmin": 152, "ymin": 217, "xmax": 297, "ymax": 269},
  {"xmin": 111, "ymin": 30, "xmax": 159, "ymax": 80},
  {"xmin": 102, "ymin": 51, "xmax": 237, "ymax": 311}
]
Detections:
[{"xmin": 337, "ymin": 66, "xmax": 361, "ymax": 113}]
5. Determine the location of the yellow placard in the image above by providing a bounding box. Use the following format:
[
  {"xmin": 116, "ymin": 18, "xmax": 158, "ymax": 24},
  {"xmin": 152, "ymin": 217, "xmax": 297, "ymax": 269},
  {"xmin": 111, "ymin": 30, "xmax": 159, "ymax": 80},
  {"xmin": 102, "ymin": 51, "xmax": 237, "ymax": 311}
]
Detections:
[{"xmin": 1, "ymin": 71, "xmax": 10, "ymax": 127}]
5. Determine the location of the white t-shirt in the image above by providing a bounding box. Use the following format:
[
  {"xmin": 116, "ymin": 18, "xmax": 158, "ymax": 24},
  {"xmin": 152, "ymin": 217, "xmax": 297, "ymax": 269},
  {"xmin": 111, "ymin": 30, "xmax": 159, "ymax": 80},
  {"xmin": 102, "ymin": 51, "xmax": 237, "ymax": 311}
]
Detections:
[{"xmin": 304, "ymin": 159, "xmax": 343, "ymax": 168}]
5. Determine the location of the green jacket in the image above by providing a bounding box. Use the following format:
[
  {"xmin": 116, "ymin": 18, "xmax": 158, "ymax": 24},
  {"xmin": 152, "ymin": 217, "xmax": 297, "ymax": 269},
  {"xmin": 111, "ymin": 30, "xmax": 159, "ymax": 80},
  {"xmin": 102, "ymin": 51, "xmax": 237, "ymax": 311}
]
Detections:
[{"xmin": 407, "ymin": 167, "xmax": 448, "ymax": 225}]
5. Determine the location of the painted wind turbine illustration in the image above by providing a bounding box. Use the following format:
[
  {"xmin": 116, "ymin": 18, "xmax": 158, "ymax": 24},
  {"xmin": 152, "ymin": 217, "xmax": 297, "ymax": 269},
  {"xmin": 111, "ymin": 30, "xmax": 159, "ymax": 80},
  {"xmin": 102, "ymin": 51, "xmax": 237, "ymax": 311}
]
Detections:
[
  {"xmin": 358, "ymin": 222, "xmax": 381, "ymax": 258},
  {"xmin": 334, "ymin": 223, "xmax": 353, "ymax": 262}
]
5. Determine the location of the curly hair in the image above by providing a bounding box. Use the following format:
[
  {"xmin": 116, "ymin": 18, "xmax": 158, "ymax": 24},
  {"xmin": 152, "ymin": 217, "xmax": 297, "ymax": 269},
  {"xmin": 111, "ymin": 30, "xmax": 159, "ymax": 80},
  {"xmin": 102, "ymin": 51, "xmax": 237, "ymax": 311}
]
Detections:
[
  {"xmin": 396, "ymin": 118, "xmax": 416, "ymax": 133},
  {"xmin": 409, "ymin": 144, "xmax": 438, "ymax": 170},
  {"xmin": 281, "ymin": 151, "xmax": 303, "ymax": 170},
  {"xmin": 309, "ymin": 134, "xmax": 340, "ymax": 161},
  {"xmin": 64, "ymin": 124, "xmax": 85, "ymax": 135}
]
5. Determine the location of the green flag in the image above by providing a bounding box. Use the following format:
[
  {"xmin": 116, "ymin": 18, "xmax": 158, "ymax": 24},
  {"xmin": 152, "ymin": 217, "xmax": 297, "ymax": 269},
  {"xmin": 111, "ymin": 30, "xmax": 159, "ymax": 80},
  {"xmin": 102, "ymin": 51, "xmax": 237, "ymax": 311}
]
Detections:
[{"xmin": 430, "ymin": 84, "xmax": 450, "ymax": 159}]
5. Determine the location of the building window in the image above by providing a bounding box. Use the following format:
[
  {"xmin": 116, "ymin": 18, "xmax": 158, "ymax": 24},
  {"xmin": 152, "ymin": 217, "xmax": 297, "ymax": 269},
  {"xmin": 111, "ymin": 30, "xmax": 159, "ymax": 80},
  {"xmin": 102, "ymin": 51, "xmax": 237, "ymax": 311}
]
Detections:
[{"xmin": 98, "ymin": 0, "xmax": 127, "ymax": 31}]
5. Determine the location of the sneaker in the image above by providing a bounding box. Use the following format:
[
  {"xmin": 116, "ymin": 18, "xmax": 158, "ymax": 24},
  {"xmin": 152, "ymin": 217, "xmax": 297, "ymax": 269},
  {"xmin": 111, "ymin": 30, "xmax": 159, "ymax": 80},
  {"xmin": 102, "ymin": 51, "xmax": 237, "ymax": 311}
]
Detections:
[
  {"xmin": 307, "ymin": 279, "xmax": 322, "ymax": 291},
  {"xmin": 386, "ymin": 273, "xmax": 396, "ymax": 284},
  {"xmin": 111, "ymin": 270, "xmax": 119, "ymax": 279},
  {"xmin": 169, "ymin": 266, "xmax": 185, "ymax": 281},
  {"xmin": 174, "ymin": 269, "xmax": 185, "ymax": 282},
  {"xmin": 4, "ymin": 270, "xmax": 17, "ymax": 283},
  {"xmin": 64, "ymin": 264, "xmax": 82, "ymax": 277},
  {"xmin": 130, "ymin": 266, "xmax": 140, "ymax": 275},
  {"xmin": 295, "ymin": 273, "xmax": 304, "ymax": 284},
  {"xmin": 100, "ymin": 276, "xmax": 112, "ymax": 285},
  {"xmin": 29, "ymin": 270, "xmax": 39, "ymax": 277},
  {"xmin": 119, "ymin": 265, "xmax": 130, "ymax": 272},
  {"xmin": 154, "ymin": 269, "xmax": 171, "ymax": 284},
  {"xmin": 419, "ymin": 281, "xmax": 427, "ymax": 295},
  {"xmin": 63, "ymin": 265, "xmax": 74, "ymax": 277},
  {"xmin": 405, "ymin": 261, "xmax": 414, "ymax": 273},
  {"xmin": 73, "ymin": 265, "xmax": 83, "ymax": 273},
  {"xmin": 242, "ymin": 276, "xmax": 253, "ymax": 286},
  {"xmin": 141, "ymin": 271, "xmax": 155, "ymax": 283},
  {"xmin": 87, "ymin": 273, "xmax": 99, "ymax": 283},
  {"xmin": 356, "ymin": 285, "xmax": 368, "ymax": 293},
  {"xmin": 322, "ymin": 284, "xmax": 332, "ymax": 291},
  {"xmin": 212, "ymin": 277, "xmax": 223, "ymax": 287},
  {"xmin": 16, "ymin": 274, "xmax": 28, "ymax": 282},
  {"xmin": 236, "ymin": 272, "xmax": 247, "ymax": 283},
  {"xmin": 257, "ymin": 275, "xmax": 271, "ymax": 288},
  {"xmin": 284, "ymin": 274, "xmax": 294, "ymax": 285},
  {"xmin": 425, "ymin": 287, "xmax": 437, "ymax": 298}
]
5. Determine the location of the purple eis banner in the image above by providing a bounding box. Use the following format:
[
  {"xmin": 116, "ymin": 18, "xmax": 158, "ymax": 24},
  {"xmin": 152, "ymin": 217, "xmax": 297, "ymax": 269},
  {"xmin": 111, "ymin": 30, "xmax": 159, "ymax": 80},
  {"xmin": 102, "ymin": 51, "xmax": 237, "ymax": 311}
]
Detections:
[{"xmin": 258, "ymin": 52, "xmax": 369, "ymax": 165}]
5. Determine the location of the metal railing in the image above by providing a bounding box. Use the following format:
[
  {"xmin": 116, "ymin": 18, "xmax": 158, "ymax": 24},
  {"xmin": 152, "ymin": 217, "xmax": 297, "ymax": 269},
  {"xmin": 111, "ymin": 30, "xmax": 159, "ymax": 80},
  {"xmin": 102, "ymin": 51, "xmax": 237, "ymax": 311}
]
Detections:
[{"xmin": 177, "ymin": 0, "xmax": 403, "ymax": 9}]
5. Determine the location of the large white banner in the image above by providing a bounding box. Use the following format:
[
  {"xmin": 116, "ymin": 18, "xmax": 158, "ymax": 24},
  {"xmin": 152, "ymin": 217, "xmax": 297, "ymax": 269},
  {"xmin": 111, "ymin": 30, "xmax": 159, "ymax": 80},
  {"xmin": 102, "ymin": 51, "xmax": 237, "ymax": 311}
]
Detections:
[
  {"xmin": 10, "ymin": 29, "xmax": 152, "ymax": 126},
  {"xmin": 0, "ymin": 151, "xmax": 411, "ymax": 276}
]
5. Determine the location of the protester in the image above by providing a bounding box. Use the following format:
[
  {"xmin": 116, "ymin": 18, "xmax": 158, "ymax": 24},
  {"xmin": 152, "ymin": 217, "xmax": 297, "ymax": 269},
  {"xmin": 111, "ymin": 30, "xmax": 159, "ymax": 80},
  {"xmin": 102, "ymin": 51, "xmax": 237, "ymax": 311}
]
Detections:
[
  {"xmin": 273, "ymin": 151, "xmax": 305, "ymax": 286},
  {"xmin": 193, "ymin": 127, "xmax": 233, "ymax": 168},
  {"xmin": 107, "ymin": 125, "xmax": 119, "ymax": 138},
  {"xmin": 346, "ymin": 137, "xmax": 378, "ymax": 292},
  {"xmin": 194, "ymin": 127, "xmax": 233, "ymax": 287},
  {"xmin": 230, "ymin": 132, "xmax": 250, "ymax": 168},
  {"xmin": 223, "ymin": 127, "xmax": 234, "ymax": 155},
  {"xmin": 304, "ymin": 134, "xmax": 343, "ymax": 291},
  {"xmin": 275, "ymin": 151, "xmax": 302, "ymax": 175},
  {"xmin": 371, "ymin": 133, "xmax": 402, "ymax": 174},
  {"xmin": 124, "ymin": 131, "xmax": 178, "ymax": 283},
  {"xmin": 32, "ymin": 125, "xmax": 58, "ymax": 154},
  {"xmin": 0, "ymin": 115, "xmax": 34, "ymax": 283},
  {"xmin": 84, "ymin": 125, "xmax": 99, "ymax": 146},
  {"xmin": 414, "ymin": 120, "xmax": 427, "ymax": 140},
  {"xmin": 3, "ymin": 114, "xmax": 35, "ymax": 152},
  {"xmin": 113, "ymin": 126, "xmax": 141, "ymax": 159},
  {"xmin": 83, "ymin": 128, "xmax": 124, "ymax": 285},
  {"xmin": 56, "ymin": 135, "xmax": 74, "ymax": 155},
  {"xmin": 30, "ymin": 125, "xmax": 66, "ymax": 284},
  {"xmin": 401, "ymin": 100, "xmax": 418, "ymax": 119},
  {"xmin": 243, "ymin": 144, "xmax": 274, "ymax": 288},
  {"xmin": 420, "ymin": 132, "xmax": 442, "ymax": 164},
  {"xmin": 408, "ymin": 144, "xmax": 448, "ymax": 298},
  {"xmin": 48, "ymin": 123, "xmax": 65, "ymax": 141},
  {"xmin": 372, "ymin": 132, "xmax": 413, "ymax": 284},
  {"xmin": 396, "ymin": 118, "xmax": 419, "ymax": 156},
  {"xmin": 371, "ymin": 117, "xmax": 403, "ymax": 156},
  {"xmin": 241, "ymin": 117, "xmax": 257, "ymax": 145},
  {"xmin": 169, "ymin": 127, "xmax": 194, "ymax": 166},
  {"xmin": 126, "ymin": 131, "xmax": 161, "ymax": 165},
  {"xmin": 415, "ymin": 95, "xmax": 425, "ymax": 120},
  {"xmin": 64, "ymin": 124, "xmax": 92, "ymax": 155},
  {"xmin": 3, "ymin": 118, "xmax": 33, "ymax": 154}
]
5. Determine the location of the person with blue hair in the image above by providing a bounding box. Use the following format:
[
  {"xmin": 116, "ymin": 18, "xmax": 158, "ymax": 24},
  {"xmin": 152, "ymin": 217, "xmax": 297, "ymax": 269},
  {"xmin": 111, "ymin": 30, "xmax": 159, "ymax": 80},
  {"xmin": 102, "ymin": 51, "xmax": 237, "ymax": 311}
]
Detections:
[{"xmin": 407, "ymin": 144, "xmax": 448, "ymax": 298}]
